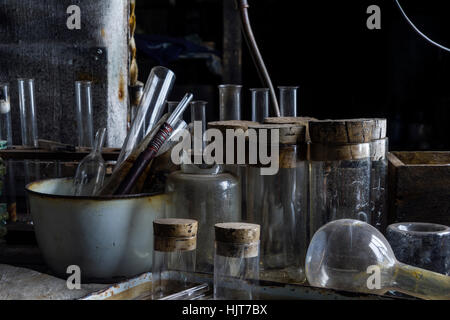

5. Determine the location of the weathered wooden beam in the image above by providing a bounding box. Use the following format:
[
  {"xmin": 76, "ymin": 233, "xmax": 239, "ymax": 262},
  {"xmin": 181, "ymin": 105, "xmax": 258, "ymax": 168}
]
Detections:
[{"xmin": 223, "ymin": 0, "xmax": 242, "ymax": 84}]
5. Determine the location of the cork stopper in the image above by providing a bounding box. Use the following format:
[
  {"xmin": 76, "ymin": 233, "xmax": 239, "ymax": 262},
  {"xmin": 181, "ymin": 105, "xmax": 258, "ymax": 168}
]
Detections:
[
  {"xmin": 370, "ymin": 118, "xmax": 387, "ymax": 140},
  {"xmin": 264, "ymin": 116, "xmax": 317, "ymax": 125},
  {"xmin": 208, "ymin": 120, "xmax": 259, "ymax": 132},
  {"xmin": 264, "ymin": 116, "xmax": 318, "ymax": 143},
  {"xmin": 215, "ymin": 222, "xmax": 260, "ymax": 244},
  {"xmin": 247, "ymin": 123, "xmax": 306, "ymax": 144},
  {"xmin": 153, "ymin": 219, "xmax": 198, "ymax": 252},
  {"xmin": 309, "ymin": 119, "xmax": 374, "ymax": 144},
  {"xmin": 154, "ymin": 218, "xmax": 198, "ymax": 237},
  {"xmin": 215, "ymin": 223, "xmax": 260, "ymax": 258}
]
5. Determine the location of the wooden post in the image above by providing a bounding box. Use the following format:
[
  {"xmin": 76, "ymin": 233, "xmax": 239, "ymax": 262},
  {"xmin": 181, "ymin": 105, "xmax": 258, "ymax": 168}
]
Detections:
[{"xmin": 223, "ymin": 0, "xmax": 242, "ymax": 84}]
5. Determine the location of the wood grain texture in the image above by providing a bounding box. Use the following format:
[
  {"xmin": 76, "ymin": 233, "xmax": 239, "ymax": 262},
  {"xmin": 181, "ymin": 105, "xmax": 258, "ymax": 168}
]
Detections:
[
  {"xmin": 388, "ymin": 151, "xmax": 450, "ymax": 227},
  {"xmin": 309, "ymin": 119, "xmax": 374, "ymax": 144}
]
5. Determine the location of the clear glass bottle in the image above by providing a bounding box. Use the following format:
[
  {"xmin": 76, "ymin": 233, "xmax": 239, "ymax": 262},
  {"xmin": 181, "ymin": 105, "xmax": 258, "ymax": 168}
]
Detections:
[
  {"xmin": 279, "ymin": 86, "xmax": 299, "ymax": 117},
  {"xmin": 214, "ymin": 222, "xmax": 260, "ymax": 300},
  {"xmin": 18, "ymin": 78, "xmax": 38, "ymax": 148},
  {"xmin": 218, "ymin": 84, "xmax": 242, "ymax": 121},
  {"xmin": 116, "ymin": 66, "xmax": 175, "ymax": 169},
  {"xmin": 369, "ymin": 119, "xmax": 388, "ymax": 232},
  {"xmin": 165, "ymin": 165, "xmax": 241, "ymax": 273},
  {"xmin": 246, "ymin": 124, "xmax": 308, "ymax": 283},
  {"xmin": 0, "ymin": 83, "xmax": 13, "ymax": 148},
  {"xmin": 152, "ymin": 218, "xmax": 198, "ymax": 299},
  {"xmin": 250, "ymin": 88, "xmax": 269, "ymax": 123},
  {"xmin": 75, "ymin": 81, "xmax": 94, "ymax": 148},
  {"xmin": 309, "ymin": 119, "xmax": 374, "ymax": 239}
]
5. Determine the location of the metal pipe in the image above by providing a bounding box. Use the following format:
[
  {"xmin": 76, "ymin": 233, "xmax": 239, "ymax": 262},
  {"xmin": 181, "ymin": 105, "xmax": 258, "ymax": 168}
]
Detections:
[{"xmin": 236, "ymin": 0, "xmax": 281, "ymax": 117}]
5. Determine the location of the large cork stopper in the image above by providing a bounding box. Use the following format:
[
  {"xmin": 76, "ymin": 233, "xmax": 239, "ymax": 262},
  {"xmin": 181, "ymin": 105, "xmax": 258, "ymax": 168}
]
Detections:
[
  {"xmin": 264, "ymin": 116, "xmax": 317, "ymax": 125},
  {"xmin": 207, "ymin": 120, "xmax": 259, "ymax": 166},
  {"xmin": 153, "ymin": 219, "xmax": 198, "ymax": 252},
  {"xmin": 215, "ymin": 223, "xmax": 260, "ymax": 258},
  {"xmin": 247, "ymin": 123, "xmax": 307, "ymax": 166},
  {"xmin": 309, "ymin": 119, "xmax": 374, "ymax": 144},
  {"xmin": 208, "ymin": 120, "xmax": 259, "ymax": 133},
  {"xmin": 370, "ymin": 118, "xmax": 387, "ymax": 140},
  {"xmin": 247, "ymin": 123, "xmax": 306, "ymax": 145},
  {"xmin": 264, "ymin": 116, "xmax": 317, "ymax": 142},
  {"xmin": 308, "ymin": 119, "xmax": 373, "ymax": 161}
]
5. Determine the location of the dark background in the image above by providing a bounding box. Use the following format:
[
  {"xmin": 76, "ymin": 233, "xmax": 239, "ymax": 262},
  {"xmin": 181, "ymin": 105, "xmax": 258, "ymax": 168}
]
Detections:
[{"xmin": 134, "ymin": 0, "xmax": 450, "ymax": 150}]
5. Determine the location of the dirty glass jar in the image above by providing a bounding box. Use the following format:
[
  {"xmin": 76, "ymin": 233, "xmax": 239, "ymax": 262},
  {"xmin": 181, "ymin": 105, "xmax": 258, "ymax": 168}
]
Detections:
[
  {"xmin": 309, "ymin": 119, "xmax": 374, "ymax": 239},
  {"xmin": 369, "ymin": 119, "xmax": 388, "ymax": 232},
  {"xmin": 165, "ymin": 164, "xmax": 241, "ymax": 273},
  {"xmin": 246, "ymin": 123, "xmax": 308, "ymax": 283},
  {"xmin": 207, "ymin": 120, "xmax": 258, "ymax": 221},
  {"xmin": 214, "ymin": 222, "xmax": 260, "ymax": 300},
  {"xmin": 152, "ymin": 218, "xmax": 198, "ymax": 299}
]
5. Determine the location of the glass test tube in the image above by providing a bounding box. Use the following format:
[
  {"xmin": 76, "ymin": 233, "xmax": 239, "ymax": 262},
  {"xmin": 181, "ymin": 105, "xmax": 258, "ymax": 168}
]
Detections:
[
  {"xmin": 219, "ymin": 85, "xmax": 242, "ymax": 121},
  {"xmin": 18, "ymin": 79, "xmax": 38, "ymax": 148},
  {"xmin": 75, "ymin": 81, "xmax": 94, "ymax": 148},
  {"xmin": 279, "ymin": 86, "xmax": 299, "ymax": 117},
  {"xmin": 250, "ymin": 88, "xmax": 269, "ymax": 123},
  {"xmin": 0, "ymin": 83, "xmax": 13, "ymax": 148},
  {"xmin": 116, "ymin": 67, "xmax": 175, "ymax": 169}
]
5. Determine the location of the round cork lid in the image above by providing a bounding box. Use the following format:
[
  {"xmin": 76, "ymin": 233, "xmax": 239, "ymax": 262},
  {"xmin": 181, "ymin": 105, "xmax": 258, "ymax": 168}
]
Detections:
[
  {"xmin": 370, "ymin": 118, "xmax": 387, "ymax": 140},
  {"xmin": 153, "ymin": 218, "xmax": 198, "ymax": 238},
  {"xmin": 207, "ymin": 120, "xmax": 259, "ymax": 132},
  {"xmin": 264, "ymin": 116, "xmax": 317, "ymax": 125},
  {"xmin": 247, "ymin": 123, "xmax": 306, "ymax": 144},
  {"xmin": 309, "ymin": 119, "xmax": 374, "ymax": 144},
  {"xmin": 215, "ymin": 222, "xmax": 260, "ymax": 244}
]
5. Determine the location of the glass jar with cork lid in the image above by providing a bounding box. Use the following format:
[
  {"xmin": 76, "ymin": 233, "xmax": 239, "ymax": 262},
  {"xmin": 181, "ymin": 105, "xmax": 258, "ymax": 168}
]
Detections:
[
  {"xmin": 214, "ymin": 222, "xmax": 260, "ymax": 300},
  {"xmin": 152, "ymin": 218, "xmax": 198, "ymax": 299},
  {"xmin": 309, "ymin": 119, "xmax": 374, "ymax": 238}
]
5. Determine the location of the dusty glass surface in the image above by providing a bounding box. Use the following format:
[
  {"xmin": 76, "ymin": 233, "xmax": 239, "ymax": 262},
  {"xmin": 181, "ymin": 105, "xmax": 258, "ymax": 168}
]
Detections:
[
  {"xmin": 165, "ymin": 165, "xmax": 241, "ymax": 273},
  {"xmin": 370, "ymin": 138, "xmax": 388, "ymax": 232},
  {"xmin": 214, "ymin": 241, "xmax": 259, "ymax": 300},
  {"xmin": 152, "ymin": 250, "xmax": 196, "ymax": 299},
  {"xmin": 309, "ymin": 158, "xmax": 371, "ymax": 239},
  {"xmin": 247, "ymin": 146, "xmax": 308, "ymax": 283}
]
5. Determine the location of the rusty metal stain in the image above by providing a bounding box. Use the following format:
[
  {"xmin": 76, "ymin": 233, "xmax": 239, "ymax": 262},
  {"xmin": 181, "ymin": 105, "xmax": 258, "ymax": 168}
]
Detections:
[
  {"xmin": 118, "ymin": 73, "xmax": 125, "ymax": 101},
  {"xmin": 101, "ymin": 28, "xmax": 106, "ymax": 38}
]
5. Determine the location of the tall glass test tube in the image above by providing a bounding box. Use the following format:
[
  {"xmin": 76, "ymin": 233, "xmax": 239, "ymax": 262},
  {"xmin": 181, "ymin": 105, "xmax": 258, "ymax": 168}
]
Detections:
[
  {"xmin": 219, "ymin": 85, "xmax": 242, "ymax": 121},
  {"xmin": 250, "ymin": 88, "xmax": 269, "ymax": 123},
  {"xmin": 191, "ymin": 101, "xmax": 207, "ymax": 161},
  {"xmin": 116, "ymin": 66, "xmax": 175, "ymax": 169},
  {"xmin": 0, "ymin": 83, "xmax": 13, "ymax": 148},
  {"xmin": 18, "ymin": 79, "xmax": 38, "ymax": 148},
  {"xmin": 279, "ymin": 86, "xmax": 299, "ymax": 117},
  {"xmin": 75, "ymin": 81, "xmax": 94, "ymax": 148}
]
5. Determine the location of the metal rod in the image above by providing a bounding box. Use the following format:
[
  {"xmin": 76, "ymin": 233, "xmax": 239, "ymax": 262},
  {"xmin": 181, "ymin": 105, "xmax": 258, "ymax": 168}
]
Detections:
[{"xmin": 236, "ymin": 0, "xmax": 281, "ymax": 117}]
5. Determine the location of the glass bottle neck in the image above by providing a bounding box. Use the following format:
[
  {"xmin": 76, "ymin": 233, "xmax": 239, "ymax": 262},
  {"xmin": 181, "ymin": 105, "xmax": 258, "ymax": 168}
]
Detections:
[{"xmin": 181, "ymin": 163, "xmax": 224, "ymax": 175}]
